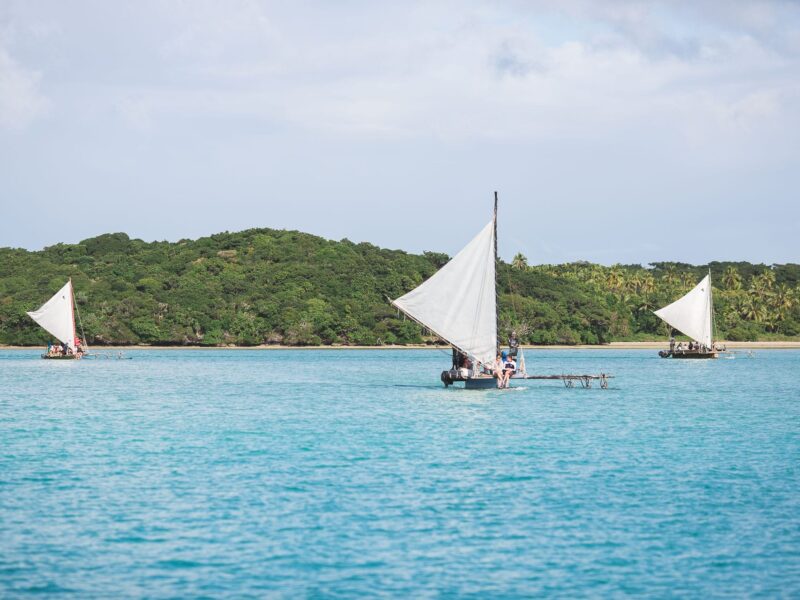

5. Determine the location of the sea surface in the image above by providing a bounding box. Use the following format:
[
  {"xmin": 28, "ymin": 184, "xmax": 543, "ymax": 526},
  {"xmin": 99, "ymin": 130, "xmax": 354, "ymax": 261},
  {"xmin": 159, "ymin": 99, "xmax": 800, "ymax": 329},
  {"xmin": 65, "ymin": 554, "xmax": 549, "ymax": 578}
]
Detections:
[{"xmin": 1, "ymin": 348, "xmax": 799, "ymax": 597}]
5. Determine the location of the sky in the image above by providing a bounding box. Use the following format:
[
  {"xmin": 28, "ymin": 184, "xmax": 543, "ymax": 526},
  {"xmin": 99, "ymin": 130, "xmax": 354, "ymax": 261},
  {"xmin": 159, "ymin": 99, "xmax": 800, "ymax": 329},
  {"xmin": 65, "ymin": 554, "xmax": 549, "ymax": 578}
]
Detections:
[{"xmin": 1, "ymin": 0, "xmax": 798, "ymax": 265}]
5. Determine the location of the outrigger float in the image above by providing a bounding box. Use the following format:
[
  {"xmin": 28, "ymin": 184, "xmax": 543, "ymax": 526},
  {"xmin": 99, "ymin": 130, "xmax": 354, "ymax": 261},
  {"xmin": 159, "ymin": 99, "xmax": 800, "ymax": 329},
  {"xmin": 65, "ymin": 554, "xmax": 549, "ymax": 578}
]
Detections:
[
  {"xmin": 653, "ymin": 272, "xmax": 727, "ymax": 359},
  {"xmin": 391, "ymin": 192, "xmax": 613, "ymax": 390}
]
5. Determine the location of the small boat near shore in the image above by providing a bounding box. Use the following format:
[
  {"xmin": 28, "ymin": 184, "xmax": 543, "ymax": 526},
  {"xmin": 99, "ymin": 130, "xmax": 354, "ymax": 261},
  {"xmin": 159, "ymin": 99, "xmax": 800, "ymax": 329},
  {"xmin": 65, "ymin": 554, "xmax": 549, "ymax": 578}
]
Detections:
[
  {"xmin": 391, "ymin": 192, "xmax": 612, "ymax": 389},
  {"xmin": 391, "ymin": 195, "xmax": 501, "ymax": 389},
  {"xmin": 26, "ymin": 279, "xmax": 87, "ymax": 360},
  {"xmin": 653, "ymin": 272, "xmax": 725, "ymax": 359}
]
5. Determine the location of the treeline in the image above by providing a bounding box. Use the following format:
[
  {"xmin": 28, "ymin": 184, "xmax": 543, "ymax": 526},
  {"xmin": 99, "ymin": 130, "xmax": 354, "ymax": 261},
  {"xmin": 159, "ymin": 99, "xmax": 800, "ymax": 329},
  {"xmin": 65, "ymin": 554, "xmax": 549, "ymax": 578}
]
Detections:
[{"xmin": 0, "ymin": 229, "xmax": 798, "ymax": 346}]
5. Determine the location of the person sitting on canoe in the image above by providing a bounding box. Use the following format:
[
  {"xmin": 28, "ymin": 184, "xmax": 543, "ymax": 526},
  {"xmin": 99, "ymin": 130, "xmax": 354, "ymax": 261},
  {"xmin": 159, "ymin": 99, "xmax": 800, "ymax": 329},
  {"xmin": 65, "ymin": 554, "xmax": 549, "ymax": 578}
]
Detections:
[
  {"xmin": 500, "ymin": 353, "xmax": 517, "ymax": 388},
  {"xmin": 493, "ymin": 352, "xmax": 505, "ymax": 387}
]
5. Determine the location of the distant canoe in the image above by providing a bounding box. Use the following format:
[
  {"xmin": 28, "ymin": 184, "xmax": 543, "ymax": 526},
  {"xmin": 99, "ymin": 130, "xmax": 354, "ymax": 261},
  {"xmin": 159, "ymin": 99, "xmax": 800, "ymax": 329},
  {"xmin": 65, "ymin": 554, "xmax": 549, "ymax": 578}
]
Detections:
[
  {"xmin": 654, "ymin": 274, "xmax": 720, "ymax": 359},
  {"xmin": 26, "ymin": 279, "xmax": 87, "ymax": 360}
]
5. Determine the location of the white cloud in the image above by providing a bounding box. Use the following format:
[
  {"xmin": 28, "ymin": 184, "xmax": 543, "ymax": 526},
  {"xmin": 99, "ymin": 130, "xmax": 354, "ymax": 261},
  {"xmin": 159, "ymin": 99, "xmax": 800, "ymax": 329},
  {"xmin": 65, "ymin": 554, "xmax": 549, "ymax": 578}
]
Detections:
[
  {"xmin": 0, "ymin": 46, "xmax": 49, "ymax": 129},
  {"xmin": 83, "ymin": 0, "xmax": 796, "ymax": 152}
]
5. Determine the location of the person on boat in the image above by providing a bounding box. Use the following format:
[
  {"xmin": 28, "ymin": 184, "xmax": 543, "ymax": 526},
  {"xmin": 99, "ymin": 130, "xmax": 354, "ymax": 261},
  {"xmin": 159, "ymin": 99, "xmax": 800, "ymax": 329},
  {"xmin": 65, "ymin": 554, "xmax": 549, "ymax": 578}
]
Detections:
[
  {"xmin": 494, "ymin": 352, "xmax": 505, "ymax": 387},
  {"xmin": 508, "ymin": 331, "xmax": 519, "ymax": 358},
  {"xmin": 452, "ymin": 348, "xmax": 462, "ymax": 370},
  {"xmin": 458, "ymin": 354, "xmax": 472, "ymax": 377},
  {"xmin": 669, "ymin": 336, "xmax": 676, "ymax": 353},
  {"xmin": 688, "ymin": 341, "xmax": 694, "ymax": 351},
  {"xmin": 500, "ymin": 354, "xmax": 517, "ymax": 388}
]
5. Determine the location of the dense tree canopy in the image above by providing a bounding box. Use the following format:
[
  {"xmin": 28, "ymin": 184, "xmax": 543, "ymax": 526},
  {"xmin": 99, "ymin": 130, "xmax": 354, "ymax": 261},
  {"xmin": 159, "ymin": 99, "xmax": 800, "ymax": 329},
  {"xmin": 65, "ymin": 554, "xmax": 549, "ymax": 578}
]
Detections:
[{"xmin": 1, "ymin": 229, "xmax": 798, "ymax": 346}]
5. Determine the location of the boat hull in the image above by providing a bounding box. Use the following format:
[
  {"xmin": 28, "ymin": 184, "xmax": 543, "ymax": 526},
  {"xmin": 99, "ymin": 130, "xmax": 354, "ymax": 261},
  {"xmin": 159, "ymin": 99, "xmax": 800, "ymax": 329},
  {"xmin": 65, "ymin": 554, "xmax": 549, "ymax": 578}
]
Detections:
[
  {"xmin": 659, "ymin": 350, "xmax": 717, "ymax": 359},
  {"xmin": 41, "ymin": 354, "xmax": 78, "ymax": 360},
  {"xmin": 441, "ymin": 369, "xmax": 500, "ymax": 389},
  {"xmin": 464, "ymin": 377, "xmax": 500, "ymax": 390}
]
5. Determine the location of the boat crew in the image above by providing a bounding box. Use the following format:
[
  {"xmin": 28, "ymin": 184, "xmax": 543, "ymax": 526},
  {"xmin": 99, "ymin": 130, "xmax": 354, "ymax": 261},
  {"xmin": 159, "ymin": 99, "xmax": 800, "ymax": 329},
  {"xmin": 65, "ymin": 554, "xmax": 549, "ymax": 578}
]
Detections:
[
  {"xmin": 498, "ymin": 351, "xmax": 516, "ymax": 389},
  {"xmin": 508, "ymin": 331, "xmax": 519, "ymax": 358}
]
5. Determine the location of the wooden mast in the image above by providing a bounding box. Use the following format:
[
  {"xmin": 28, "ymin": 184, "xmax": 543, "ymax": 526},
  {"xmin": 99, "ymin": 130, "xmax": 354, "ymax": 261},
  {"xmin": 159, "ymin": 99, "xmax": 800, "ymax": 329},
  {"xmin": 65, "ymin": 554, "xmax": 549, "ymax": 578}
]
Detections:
[
  {"xmin": 493, "ymin": 191, "xmax": 499, "ymax": 355},
  {"xmin": 709, "ymin": 267, "xmax": 715, "ymax": 350},
  {"xmin": 69, "ymin": 278, "xmax": 76, "ymax": 346}
]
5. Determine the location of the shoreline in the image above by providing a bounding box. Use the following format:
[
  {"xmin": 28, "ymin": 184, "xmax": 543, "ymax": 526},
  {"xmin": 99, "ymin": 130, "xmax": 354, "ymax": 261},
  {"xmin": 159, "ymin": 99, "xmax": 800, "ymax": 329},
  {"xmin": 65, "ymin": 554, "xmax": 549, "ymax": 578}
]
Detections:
[{"xmin": 2, "ymin": 341, "xmax": 800, "ymax": 351}]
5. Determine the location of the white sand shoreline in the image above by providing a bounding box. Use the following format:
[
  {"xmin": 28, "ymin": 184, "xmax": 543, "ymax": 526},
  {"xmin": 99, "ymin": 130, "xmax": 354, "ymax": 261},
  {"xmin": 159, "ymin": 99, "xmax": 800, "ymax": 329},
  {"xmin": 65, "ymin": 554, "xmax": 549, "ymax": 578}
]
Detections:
[{"xmin": 2, "ymin": 341, "xmax": 800, "ymax": 351}]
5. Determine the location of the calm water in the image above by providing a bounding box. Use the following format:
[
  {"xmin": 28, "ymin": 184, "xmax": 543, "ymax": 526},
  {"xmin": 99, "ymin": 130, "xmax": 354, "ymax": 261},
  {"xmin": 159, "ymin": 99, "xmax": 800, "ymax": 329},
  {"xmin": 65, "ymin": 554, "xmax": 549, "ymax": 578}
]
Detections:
[{"xmin": 1, "ymin": 348, "xmax": 799, "ymax": 597}]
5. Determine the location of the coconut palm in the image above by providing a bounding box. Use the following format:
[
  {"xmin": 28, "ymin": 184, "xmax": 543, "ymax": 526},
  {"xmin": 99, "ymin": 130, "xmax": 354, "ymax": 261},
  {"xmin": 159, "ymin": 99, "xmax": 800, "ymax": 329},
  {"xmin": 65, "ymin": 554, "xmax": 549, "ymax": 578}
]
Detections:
[
  {"xmin": 757, "ymin": 269, "xmax": 776, "ymax": 290},
  {"xmin": 606, "ymin": 266, "xmax": 625, "ymax": 291},
  {"xmin": 627, "ymin": 271, "xmax": 644, "ymax": 294},
  {"xmin": 679, "ymin": 272, "xmax": 696, "ymax": 290},
  {"xmin": 722, "ymin": 266, "xmax": 742, "ymax": 291},
  {"xmin": 740, "ymin": 295, "xmax": 766, "ymax": 322},
  {"xmin": 662, "ymin": 265, "xmax": 679, "ymax": 286},
  {"xmin": 511, "ymin": 253, "xmax": 528, "ymax": 271},
  {"xmin": 640, "ymin": 273, "xmax": 656, "ymax": 296},
  {"xmin": 772, "ymin": 284, "xmax": 795, "ymax": 320},
  {"xmin": 749, "ymin": 276, "xmax": 771, "ymax": 301}
]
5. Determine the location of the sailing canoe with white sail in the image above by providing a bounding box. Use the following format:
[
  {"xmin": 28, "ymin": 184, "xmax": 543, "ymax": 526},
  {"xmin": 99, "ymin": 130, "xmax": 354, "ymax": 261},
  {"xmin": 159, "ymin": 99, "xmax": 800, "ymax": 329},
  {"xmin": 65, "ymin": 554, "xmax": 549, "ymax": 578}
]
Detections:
[
  {"xmin": 26, "ymin": 279, "xmax": 86, "ymax": 359},
  {"xmin": 391, "ymin": 195, "xmax": 500, "ymax": 388},
  {"xmin": 653, "ymin": 273, "xmax": 721, "ymax": 359}
]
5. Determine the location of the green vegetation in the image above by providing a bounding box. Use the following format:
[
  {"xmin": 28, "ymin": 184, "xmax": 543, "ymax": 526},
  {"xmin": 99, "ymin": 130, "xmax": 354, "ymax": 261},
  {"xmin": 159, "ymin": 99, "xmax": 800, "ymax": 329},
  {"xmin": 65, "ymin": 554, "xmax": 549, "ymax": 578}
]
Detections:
[{"xmin": 1, "ymin": 230, "xmax": 799, "ymax": 346}]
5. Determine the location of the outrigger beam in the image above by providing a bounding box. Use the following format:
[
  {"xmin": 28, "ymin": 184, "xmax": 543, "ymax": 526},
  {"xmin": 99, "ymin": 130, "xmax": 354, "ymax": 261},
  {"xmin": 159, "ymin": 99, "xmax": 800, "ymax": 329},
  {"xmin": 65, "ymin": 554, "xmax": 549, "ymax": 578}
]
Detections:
[{"xmin": 521, "ymin": 374, "xmax": 613, "ymax": 389}]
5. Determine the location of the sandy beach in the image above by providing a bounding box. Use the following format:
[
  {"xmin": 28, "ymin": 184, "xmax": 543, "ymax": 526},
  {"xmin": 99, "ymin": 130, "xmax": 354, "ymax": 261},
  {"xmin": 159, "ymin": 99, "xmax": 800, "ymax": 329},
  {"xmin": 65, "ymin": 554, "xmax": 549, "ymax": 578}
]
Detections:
[{"xmin": 3, "ymin": 341, "xmax": 800, "ymax": 351}]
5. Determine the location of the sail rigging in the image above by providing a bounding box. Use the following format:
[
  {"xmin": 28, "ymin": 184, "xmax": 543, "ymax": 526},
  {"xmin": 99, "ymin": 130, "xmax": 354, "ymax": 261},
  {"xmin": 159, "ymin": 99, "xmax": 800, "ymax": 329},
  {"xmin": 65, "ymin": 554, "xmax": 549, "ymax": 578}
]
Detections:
[
  {"xmin": 654, "ymin": 274, "xmax": 713, "ymax": 348},
  {"xmin": 26, "ymin": 280, "xmax": 77, "ymax": 351},
  {"xmin": 391, "ymin": 219, "xmax": 497, "ymax": 366}
]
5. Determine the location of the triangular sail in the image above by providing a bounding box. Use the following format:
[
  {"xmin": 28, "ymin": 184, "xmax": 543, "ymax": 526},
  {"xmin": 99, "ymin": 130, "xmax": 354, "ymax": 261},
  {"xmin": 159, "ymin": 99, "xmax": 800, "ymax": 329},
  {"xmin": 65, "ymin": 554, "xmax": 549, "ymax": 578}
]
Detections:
[
  {"xmin": 654, "ymin": 274, "xmax": 713, "ymax": 347},
  {"xmin": 517, "ymin": 349, "xmax": 526, "ymax": 376},
  {"xmin": 392, "ymin": 221, "xmax": 497, "ymax": 366},
  {"xmin": 27, "ymin": 280, "xmax": 76, "ymax": 350}
]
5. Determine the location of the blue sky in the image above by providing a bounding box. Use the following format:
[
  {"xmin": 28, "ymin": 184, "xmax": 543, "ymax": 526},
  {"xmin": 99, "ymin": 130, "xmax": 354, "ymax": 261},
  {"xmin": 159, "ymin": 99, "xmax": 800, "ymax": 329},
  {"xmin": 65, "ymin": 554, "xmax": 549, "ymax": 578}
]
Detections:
[{"xmin": 1, "ymin": 1, "xmax": 798, "ymax": 265}]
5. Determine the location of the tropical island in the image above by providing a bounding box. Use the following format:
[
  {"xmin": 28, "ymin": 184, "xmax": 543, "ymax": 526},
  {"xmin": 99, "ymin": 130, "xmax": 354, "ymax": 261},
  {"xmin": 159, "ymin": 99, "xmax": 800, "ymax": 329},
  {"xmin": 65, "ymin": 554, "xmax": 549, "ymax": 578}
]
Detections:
[{"xmin": 1, "ymin": 228, "xmax": 798, "ymax": 347}]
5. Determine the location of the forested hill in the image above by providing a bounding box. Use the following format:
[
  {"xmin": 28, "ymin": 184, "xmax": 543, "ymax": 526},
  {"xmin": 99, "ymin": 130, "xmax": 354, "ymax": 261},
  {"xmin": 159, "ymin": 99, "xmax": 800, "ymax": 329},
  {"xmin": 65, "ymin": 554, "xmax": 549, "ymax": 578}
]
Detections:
[{"xmin": 1, "ymin": 229, "xmax": 799, "ymax": 346}]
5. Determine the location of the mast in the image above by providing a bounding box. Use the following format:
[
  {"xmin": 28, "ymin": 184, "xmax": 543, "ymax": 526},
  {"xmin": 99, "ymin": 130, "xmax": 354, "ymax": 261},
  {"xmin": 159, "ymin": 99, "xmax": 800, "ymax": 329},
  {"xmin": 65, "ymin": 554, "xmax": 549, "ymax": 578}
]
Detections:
[
  {"xmin": 493, "ymin": 191, "xmax": 499, "ymax": 355},
  {"xmin": 68, "ymin": 278, "xmax": 77, "ymax": 347},
  {"xmin": 709, "ymin": 268, "xmax": 715, "ymax": 346}
]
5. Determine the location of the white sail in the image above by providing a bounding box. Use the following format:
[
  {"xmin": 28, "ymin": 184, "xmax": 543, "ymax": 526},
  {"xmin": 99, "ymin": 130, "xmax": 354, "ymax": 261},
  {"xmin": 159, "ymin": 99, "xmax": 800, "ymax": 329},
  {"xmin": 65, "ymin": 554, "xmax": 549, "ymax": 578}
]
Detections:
[
  {"xmin": 654, "ymin": 274, "xmax": 713, "ymax": 347},
  {"xmin": 27, "ymin": 280, "xmax": 76, "ymax": 350},
  {"xmin": 392, "ymin": 220, "xmax": 497, "ymax": 366}
]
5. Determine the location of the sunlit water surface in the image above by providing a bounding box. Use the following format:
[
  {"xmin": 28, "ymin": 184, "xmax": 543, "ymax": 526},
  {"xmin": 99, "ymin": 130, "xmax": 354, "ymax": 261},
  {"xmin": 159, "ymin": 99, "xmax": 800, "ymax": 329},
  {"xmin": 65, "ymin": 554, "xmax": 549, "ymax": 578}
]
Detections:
[{"xmin": 1, "ymin": 349, "xmax": 799, "ymax": 597}]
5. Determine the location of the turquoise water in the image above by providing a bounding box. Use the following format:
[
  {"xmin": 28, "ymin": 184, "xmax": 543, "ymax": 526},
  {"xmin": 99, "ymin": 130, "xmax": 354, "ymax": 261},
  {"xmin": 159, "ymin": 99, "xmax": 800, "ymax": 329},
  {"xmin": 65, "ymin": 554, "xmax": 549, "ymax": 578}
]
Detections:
[{"xmin": 1, "ymin": 348, "xmax": 799, "ymax": 597}]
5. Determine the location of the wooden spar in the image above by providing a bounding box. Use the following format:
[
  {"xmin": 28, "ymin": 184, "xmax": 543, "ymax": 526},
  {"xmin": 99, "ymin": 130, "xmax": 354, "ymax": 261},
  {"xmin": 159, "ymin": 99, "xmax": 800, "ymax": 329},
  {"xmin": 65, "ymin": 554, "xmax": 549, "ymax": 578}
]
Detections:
[
  {"xmin": 519, "ymin": 374, "xmax": 613, "ymax": 389},
  {"xmin": 493, "ymin": 191, "xmax": 499, "ymax": 356}
]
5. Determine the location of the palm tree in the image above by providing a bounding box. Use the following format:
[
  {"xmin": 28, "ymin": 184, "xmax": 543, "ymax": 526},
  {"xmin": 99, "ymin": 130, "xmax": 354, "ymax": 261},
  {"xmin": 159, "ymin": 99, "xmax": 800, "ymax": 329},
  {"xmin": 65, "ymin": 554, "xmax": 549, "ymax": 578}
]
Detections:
[
  {"xmin": 740, "ymin": 295, "xmax": 766, "ymax": 322},
  {"xmin": 627, "ymin": 271, "xmax": 644, "ymax": 294},
  {"xmin": 606, "ymin": 266, "xmax": 625, "ymax": 291},
  {"xmin": 721, "ymin": 266, "xmax": 742, "ymax": 291},
  {"xmin": 662, "ymin": 265, "xmax": 679, "ymax": 287},
  {"xmin": 637, "ymin": 296, "xmax": 656, "ymax": 313},
  {"xmin": 679, "ymin": 272, "xmax": 696, "ymax": 290},
  {"xmin": 749, "ymin": 276, "xmax": 772, "ymax": 301},
  {"xmin": 511, "ymin": 253, "xmax": 528, "ymax": 271},
  {"xmin": 757, "ymin": 269, "xmax": 776, "ymax": 290},
  {"xmin": 640, "ymin": 273, "xmax": 656, "ymax": 296},
  {"xmin": 772, "ymin": 284, "xmax": 795, "ymax": 320}
]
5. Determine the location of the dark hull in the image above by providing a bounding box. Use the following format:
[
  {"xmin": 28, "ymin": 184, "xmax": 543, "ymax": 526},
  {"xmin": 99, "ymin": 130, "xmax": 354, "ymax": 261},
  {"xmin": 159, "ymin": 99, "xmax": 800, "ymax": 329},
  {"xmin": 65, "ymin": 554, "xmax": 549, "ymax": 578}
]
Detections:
[
  {"xmin": 441, "ymin": 369, "xmax": 501, "ymax": 389},
  {"xmin": 464, "ymin": 377, "xmax": 500, "ymax": 390},
  {"xmin": 659, "ymin": 350, "xmax": 717, "ymax": 359},
  {"xmin": 41, "ymin": 354, "xmax": 78, "ymax": 360}
]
